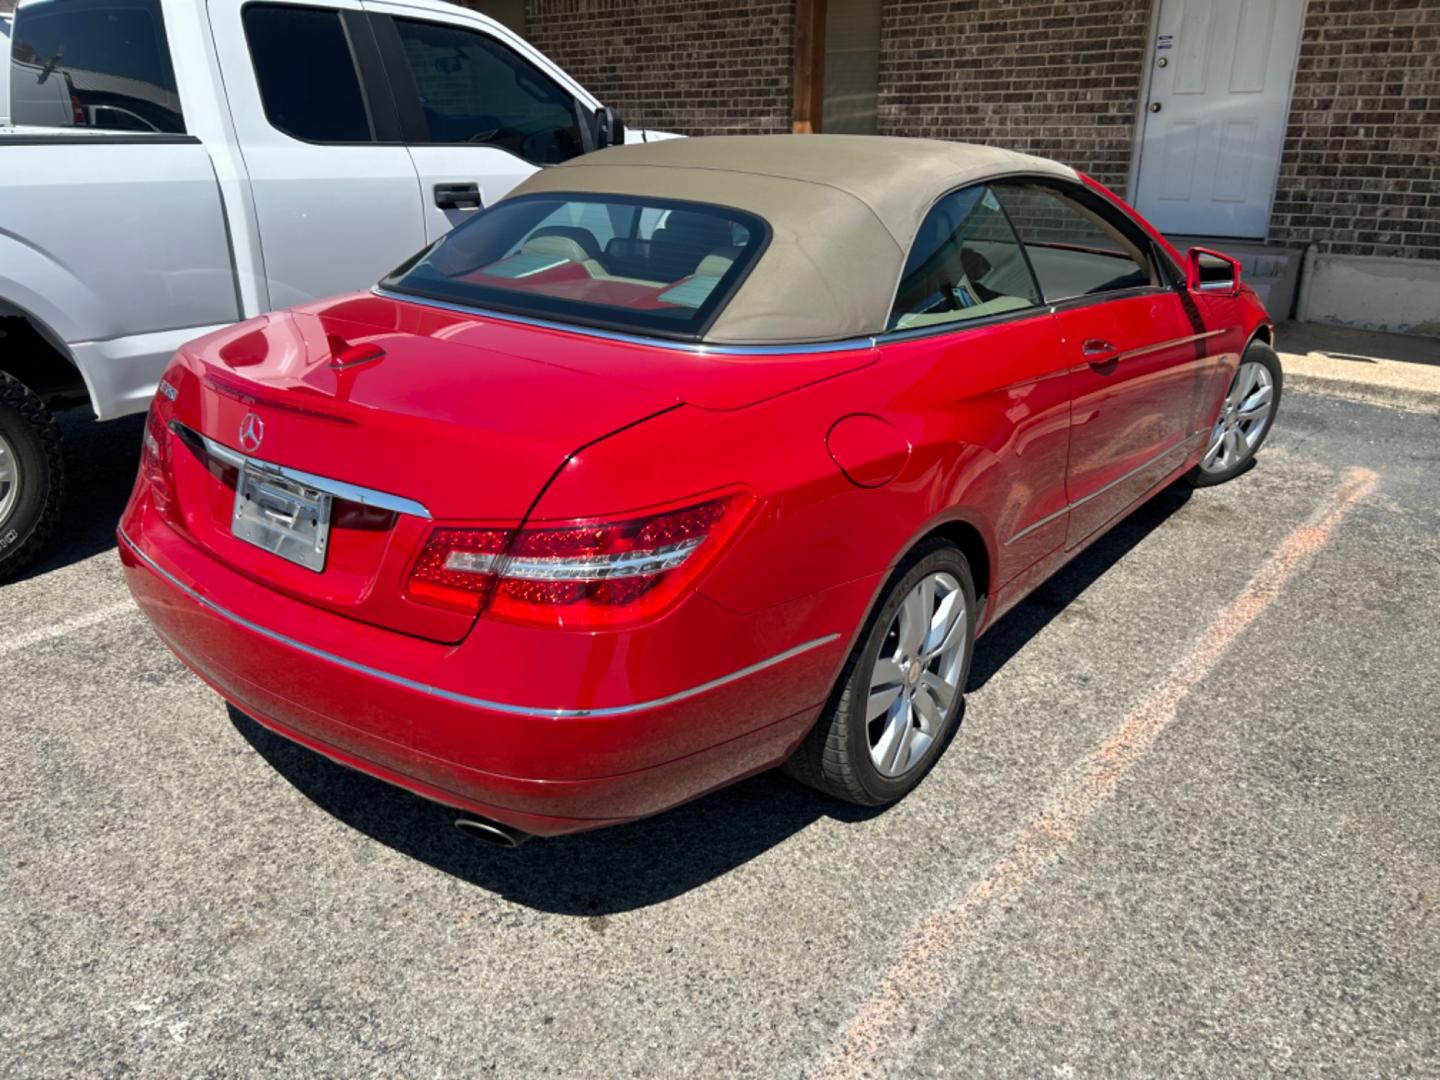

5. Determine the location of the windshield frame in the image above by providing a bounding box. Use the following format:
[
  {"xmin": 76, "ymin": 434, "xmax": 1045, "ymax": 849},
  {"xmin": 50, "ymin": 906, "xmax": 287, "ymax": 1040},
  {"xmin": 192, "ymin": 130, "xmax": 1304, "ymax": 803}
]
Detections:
[{"xmin": 379, "ymin": 192, "xmax": 774, "ymax": 343}]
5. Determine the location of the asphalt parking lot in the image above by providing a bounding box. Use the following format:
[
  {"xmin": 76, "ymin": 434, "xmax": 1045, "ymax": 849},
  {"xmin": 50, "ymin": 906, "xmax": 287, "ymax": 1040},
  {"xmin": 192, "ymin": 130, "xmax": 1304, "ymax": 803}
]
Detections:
[{"xmin": 3, "ymin": 388, "xmax": 1437, "ymax": 1078}]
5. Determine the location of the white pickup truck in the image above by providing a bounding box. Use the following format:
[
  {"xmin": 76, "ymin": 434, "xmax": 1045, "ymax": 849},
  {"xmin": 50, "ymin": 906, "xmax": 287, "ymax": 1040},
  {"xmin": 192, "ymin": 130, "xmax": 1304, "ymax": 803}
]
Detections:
[
  {"xmin": 0, "ymin": 15, "xmax": 10, "ymax": 123},
  {"xmin": 0, "ymin": 0, "xmax": 663, "ymax": 578}
]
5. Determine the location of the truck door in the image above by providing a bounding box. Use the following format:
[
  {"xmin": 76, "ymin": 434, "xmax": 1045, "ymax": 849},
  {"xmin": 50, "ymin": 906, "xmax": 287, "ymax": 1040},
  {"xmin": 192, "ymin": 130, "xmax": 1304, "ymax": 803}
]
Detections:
[
  {"xmin": 362, "ymin": 2, "xmax": 599, "ymax": 241},
  {"xmin": 207, "ymin": 0, "xmax": 426, "ymax": 309}
]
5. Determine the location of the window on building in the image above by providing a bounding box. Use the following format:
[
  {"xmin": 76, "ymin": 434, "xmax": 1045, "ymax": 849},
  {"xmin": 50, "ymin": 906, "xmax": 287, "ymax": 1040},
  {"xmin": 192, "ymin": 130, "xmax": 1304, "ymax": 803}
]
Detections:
[
  {"xmin": 823, "ymin": 0, "xmax": 882, "ymax": 134},
  {"xmin": 993, "ymin": 182, "xmax": 1158, "ymax": 301},
  {"xmin": 889, "ymin": 185, "xmax": 1042, "ymax": 332},
  {"xmin": 392, "ymin": 18, "xmax": 583, "ymax": 165},
  {"xmin": 9, "ymin": 0, "xmax": 184, "ymax": 133},
  {"xmin": 244, "ymin": 5, "xmax": 372, "ymax": 143}
]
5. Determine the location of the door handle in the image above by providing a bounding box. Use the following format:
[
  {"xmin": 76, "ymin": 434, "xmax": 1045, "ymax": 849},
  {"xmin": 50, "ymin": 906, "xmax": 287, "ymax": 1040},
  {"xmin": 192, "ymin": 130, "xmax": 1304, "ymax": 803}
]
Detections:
[
  {"xmin": 434, "ymin": 182, "xmax": 482, "ymax": 210},
  {"xmin": 1083, "ymin": 339, "xmax": 1120, "ymax": 365}
]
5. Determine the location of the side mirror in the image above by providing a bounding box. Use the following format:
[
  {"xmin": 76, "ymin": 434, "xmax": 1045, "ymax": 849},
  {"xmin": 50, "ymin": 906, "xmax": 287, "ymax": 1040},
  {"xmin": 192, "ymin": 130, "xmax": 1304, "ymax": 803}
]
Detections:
[
  {"xmin": 595, "ymin": 105, "xmax": 625, "ymax": 149},
  {"xmin": 1186, "ymin": 246, "xmax": 1241, "ymax": 296}
]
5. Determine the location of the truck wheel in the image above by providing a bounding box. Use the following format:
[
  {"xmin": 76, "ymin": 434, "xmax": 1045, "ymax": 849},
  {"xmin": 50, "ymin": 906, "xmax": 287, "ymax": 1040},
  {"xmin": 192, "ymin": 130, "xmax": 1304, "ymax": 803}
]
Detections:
[{"xmin": 0, "ymin": 371, "xmax": 65, "ymax": 581}]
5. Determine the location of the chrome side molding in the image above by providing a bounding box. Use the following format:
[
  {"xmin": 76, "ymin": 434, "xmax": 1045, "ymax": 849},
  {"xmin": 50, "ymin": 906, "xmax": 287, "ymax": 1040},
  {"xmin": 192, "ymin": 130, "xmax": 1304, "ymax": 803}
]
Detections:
[
  {"xmin": 119, "ymin": 529, "xmax": 839, "ymax": 721},
  {"xmin": 1004, "ymin": 435, "xmax": 1199, "ymax": 546}
]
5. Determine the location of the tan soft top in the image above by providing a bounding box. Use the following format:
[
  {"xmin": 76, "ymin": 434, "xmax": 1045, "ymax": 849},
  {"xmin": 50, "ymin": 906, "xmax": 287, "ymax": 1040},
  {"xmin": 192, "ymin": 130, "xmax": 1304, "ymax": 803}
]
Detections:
[{"xmin": 505, "ymin": 134, "xmax": 1077, "ymax": 345}]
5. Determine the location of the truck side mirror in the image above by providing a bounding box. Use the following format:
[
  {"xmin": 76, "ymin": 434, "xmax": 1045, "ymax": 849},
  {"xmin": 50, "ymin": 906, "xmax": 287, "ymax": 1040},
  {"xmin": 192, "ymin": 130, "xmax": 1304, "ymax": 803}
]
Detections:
[
  {"xmin": 1186, "ymin": 246, "xmax": 1241, "ymax": 296},
  {"xmin": 596, "ymin": 105, "xmax": 625, "ymax": 150}
]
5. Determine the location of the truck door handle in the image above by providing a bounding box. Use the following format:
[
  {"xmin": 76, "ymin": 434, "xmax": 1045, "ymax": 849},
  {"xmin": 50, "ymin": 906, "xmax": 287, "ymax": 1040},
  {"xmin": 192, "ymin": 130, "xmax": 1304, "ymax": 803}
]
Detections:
[
  {"xmin": 434, "ymin": 183, "xmax": 482, "ymax": 210},
  {"xmin": 1083, "ymin": 339, "xmax": 1120, "ymax": 365}
]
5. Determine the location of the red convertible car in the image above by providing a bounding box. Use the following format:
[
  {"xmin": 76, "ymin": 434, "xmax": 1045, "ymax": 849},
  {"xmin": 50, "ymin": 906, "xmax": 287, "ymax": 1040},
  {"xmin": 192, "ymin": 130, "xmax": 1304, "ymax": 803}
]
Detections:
[{"xmin": 120, "ymin": 136, "xmax": 1279, "ymax": 844}]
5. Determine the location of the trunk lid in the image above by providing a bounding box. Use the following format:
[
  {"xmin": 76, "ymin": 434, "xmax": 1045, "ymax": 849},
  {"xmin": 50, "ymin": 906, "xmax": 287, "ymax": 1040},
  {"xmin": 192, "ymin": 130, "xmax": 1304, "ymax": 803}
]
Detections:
[
  {"xmin": 164, "ymin": 298, "xmax": 676, "ymax": 643},
  {"xmin": 162, "ymin": 292, "xmax": 874, "ymax": 643}
]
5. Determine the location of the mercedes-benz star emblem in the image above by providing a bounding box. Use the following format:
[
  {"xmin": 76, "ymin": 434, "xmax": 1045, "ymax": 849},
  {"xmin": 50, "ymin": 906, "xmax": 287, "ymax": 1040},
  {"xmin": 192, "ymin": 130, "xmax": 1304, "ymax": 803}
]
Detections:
[{"xmin": 239, "ymin": 412, "xmax": 264, "ymax": 453}]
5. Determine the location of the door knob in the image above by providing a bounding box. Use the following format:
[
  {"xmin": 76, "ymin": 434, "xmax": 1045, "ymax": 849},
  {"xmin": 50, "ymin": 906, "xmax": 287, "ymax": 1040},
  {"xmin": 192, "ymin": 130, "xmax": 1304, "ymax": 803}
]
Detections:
[
  {"xmin": 1148, "ymin": 102, "xmax": 1162, "ymax": 113},
  {"xmin": 1083, "ymin": 339, "xmax": 1120, "ymax": 365},
  {"xmin": 435, "ymin": 182, "xmax": 482, "ymax": 210}
]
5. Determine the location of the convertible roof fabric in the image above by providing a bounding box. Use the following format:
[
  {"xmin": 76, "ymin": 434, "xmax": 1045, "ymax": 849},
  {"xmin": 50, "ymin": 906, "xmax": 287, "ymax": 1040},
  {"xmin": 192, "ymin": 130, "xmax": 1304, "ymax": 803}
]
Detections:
[{"xmin": 506, "ymin": 134, "xmax": 1078, "ymax": 345}]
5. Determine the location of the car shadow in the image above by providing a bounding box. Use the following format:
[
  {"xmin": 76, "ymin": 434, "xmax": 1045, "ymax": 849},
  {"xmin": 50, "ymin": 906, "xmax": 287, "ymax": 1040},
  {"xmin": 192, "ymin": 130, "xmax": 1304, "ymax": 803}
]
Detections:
[
  {"xmin": 9, "ymin": 409, "xmax": 143, "ymax": 582},
  {"xmin": 967, "ymin": 481, "xmax": 1195, "ymax": 690},
  {"xmin": 225, "ymin": 480, "xmax": 1213, "ymax": 913},
  {"xmin": 229, "ymin": 706, "xmax": 889, "ymax": 916}
]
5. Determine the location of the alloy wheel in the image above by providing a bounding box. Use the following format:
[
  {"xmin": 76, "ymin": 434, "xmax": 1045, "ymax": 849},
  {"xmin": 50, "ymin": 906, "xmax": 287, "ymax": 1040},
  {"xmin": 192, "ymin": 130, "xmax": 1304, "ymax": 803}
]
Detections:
[
  {"xmin": 1200, "ymin": 359, "xmax": 1274, "ymax": 475},
  {"xmin": 865, "ymin": 571, "xmax": 967, "ymax": 778},
  {"xmin": 0, "ymin": 431, "xmax": 19, "ymax": 525}
]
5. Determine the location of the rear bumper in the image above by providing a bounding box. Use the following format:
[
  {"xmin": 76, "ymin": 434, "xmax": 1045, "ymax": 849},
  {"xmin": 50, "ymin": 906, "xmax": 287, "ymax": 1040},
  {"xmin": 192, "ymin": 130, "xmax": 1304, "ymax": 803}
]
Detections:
[{"xmin": 118, "ymin": 510, "xmax": 853, "ymax": 836}]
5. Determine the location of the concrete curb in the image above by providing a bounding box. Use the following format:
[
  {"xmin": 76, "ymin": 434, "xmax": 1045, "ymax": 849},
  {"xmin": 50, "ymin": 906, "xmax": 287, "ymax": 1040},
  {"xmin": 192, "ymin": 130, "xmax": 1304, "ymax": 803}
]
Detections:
[
  {"xmin": 1283, "ymin": 369, "xmax": 1440, "ymax": 416},
  {"xmin": 1278, "ymin": 350, "xmax": 1440, "ymax": 417}
]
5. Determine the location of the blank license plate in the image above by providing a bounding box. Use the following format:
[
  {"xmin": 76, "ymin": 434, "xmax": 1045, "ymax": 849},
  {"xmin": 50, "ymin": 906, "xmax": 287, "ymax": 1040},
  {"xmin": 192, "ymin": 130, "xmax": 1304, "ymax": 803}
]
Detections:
[{"xmin": 232, "ymin": 464, "xmax": 332, "ymax": 572}]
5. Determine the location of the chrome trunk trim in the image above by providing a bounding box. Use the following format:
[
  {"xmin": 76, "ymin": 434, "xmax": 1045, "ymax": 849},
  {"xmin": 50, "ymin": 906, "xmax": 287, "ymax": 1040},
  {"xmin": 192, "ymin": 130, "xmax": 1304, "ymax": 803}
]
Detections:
[{"xmin": 170, "ymin": 421, "xmax": 432, "ymax": 520}]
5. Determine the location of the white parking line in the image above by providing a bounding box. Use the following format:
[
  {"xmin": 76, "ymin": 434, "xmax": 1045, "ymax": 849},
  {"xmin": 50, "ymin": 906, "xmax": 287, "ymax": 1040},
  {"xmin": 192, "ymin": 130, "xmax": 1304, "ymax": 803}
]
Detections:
[
  {"xmin": 813, "ymin": 466, "xmax": 1380, "ymax": 1080},
  {"xmin": 0, "ymin": 600, "xmax": 137, "ymax": 660}
]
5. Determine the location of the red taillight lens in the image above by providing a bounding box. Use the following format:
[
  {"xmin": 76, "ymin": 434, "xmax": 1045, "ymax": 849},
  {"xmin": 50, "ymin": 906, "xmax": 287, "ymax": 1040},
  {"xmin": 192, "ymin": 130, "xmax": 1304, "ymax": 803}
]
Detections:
[
  {"xmin": 139, "ymin": 369, "xmax": 184, "ymax": 508},
  {"xmin": 139, "ymin": 407, "xmax": 172, "ymax": 503},
  {"xmin": 404, "ymin": 492, "xmax": 755, "ymax": 628},
  {"xmin": 405, "ymin": 527, "xmax": 512, "ymax": 614}
]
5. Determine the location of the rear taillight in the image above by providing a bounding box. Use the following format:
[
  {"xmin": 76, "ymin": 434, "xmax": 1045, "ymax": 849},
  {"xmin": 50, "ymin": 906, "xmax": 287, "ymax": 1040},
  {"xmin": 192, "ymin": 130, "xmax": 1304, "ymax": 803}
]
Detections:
[
  {"xmin": 139, "ymin": 370, "xmax": 184, "ymax": 507},
  {"xmin": 139, "ymin": 406, "xmax": 172, "ymax": 504},
  {"xmin": 490, "ymin": 495, "xmax": 751, "ymax": 627},
  {"xmin": 406, "ymin": 527, "xmax": 510, "ymax": 614},
  {"xmin": 404, "ymin": 492, "xmax": 755, "ymax": 628}
]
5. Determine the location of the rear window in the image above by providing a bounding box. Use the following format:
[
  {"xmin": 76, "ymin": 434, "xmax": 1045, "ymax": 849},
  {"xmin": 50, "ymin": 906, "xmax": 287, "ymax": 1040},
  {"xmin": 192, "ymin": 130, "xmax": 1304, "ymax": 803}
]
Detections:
[
  {"xmin": 9, "ymin": 0, "xmax": 184, "ymax": 133},
  {"xmin": 382, "ymin": 195, "xmax": 769, "ymax": 340}
]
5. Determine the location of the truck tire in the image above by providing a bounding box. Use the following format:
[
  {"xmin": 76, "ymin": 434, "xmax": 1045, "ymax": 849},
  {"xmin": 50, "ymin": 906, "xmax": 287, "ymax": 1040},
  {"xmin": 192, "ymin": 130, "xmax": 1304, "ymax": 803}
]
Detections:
[{"xmin": 0, "ymin": 371, "xmax": 65, "ymax": 581}]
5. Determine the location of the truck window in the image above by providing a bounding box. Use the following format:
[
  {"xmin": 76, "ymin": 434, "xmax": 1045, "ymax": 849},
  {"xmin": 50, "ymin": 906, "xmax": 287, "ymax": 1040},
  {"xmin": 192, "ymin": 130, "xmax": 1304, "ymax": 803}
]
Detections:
[
  {"xmin": 391, "ymin": 18, "xmax": 583, "ymax": 165},
  {"xmin": 244, "ymin": 4, "xmax": 372, "ymax": 143},
  {"xmin": 9, "ymin": 0, "xmax": 184, "ymax": 133}
]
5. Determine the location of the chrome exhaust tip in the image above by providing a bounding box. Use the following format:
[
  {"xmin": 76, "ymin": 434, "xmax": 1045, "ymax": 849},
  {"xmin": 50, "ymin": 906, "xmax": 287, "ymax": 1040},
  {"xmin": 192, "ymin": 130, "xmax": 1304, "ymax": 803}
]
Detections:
[{"xmin": 454, "ymin": 817, "xmax": 530, "ymax": 848}]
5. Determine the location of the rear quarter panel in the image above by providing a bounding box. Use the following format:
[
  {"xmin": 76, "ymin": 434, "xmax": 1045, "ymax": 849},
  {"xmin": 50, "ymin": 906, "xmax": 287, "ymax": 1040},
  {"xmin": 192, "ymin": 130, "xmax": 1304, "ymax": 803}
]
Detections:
[{"xmin": 531, "ymin": 311, "xmax": 1071, "ymax": 626}]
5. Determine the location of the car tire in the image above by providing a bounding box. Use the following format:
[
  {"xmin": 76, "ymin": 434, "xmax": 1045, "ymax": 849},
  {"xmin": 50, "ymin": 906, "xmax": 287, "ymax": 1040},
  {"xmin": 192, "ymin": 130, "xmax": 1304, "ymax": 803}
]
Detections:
[
  {"xmin": 784, "ymin": 539, "xmax": 976, "ymax": 807},
  {"xmin": 0, "ymin": 371, "xmax": 65, "ymax": 582},
  {"xmin": 1185, "ymin": 341, "xmax": 1283, "ymax": 488}
]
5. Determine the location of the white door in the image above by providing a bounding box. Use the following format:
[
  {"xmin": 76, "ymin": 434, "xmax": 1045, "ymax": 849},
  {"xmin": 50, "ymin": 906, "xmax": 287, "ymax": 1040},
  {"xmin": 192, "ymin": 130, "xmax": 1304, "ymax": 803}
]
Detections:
[
  {"xmin": 1134, "ymin": 0, "xmax": 1306, "ymax": 239},
  {"xmin": 362, "ymin": 2, "xmax": 598, "ymax": 242},
  {"xmin": 207, "ymin": 0, "xmax": 427, "ymax": 310}
]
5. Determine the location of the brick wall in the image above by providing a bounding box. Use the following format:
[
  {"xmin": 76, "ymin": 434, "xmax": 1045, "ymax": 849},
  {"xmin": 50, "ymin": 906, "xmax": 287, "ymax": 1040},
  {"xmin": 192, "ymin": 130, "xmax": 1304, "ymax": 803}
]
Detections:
[
  {"xmin": 1270, "ymin": 0, "xmax": 1440, "ymax": 260},
  {"xmin": 873, "ymin": 0, "xmax": 1151, "ymax": 191},
  {"xmin": 508, "ymin": 0, "xmax": 796, "ymax": 136}
]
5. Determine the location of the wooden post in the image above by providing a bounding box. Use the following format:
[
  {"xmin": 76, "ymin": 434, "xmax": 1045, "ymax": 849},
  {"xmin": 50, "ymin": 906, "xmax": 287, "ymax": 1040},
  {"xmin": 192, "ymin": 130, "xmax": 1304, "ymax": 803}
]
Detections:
[{"xmin": 792, "ymin": 0, "xmax": 828, "ymax": 134}]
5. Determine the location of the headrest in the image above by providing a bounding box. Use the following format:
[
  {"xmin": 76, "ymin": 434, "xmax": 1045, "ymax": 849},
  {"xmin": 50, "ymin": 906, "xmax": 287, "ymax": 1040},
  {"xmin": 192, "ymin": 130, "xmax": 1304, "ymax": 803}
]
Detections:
[
  {"xmin": 526, "ymin": 225, "xmax": 603, "ymax": 261},
  {"xmin": 694, "ymin": 246, "xmax": 742, "ymax": 277}
]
